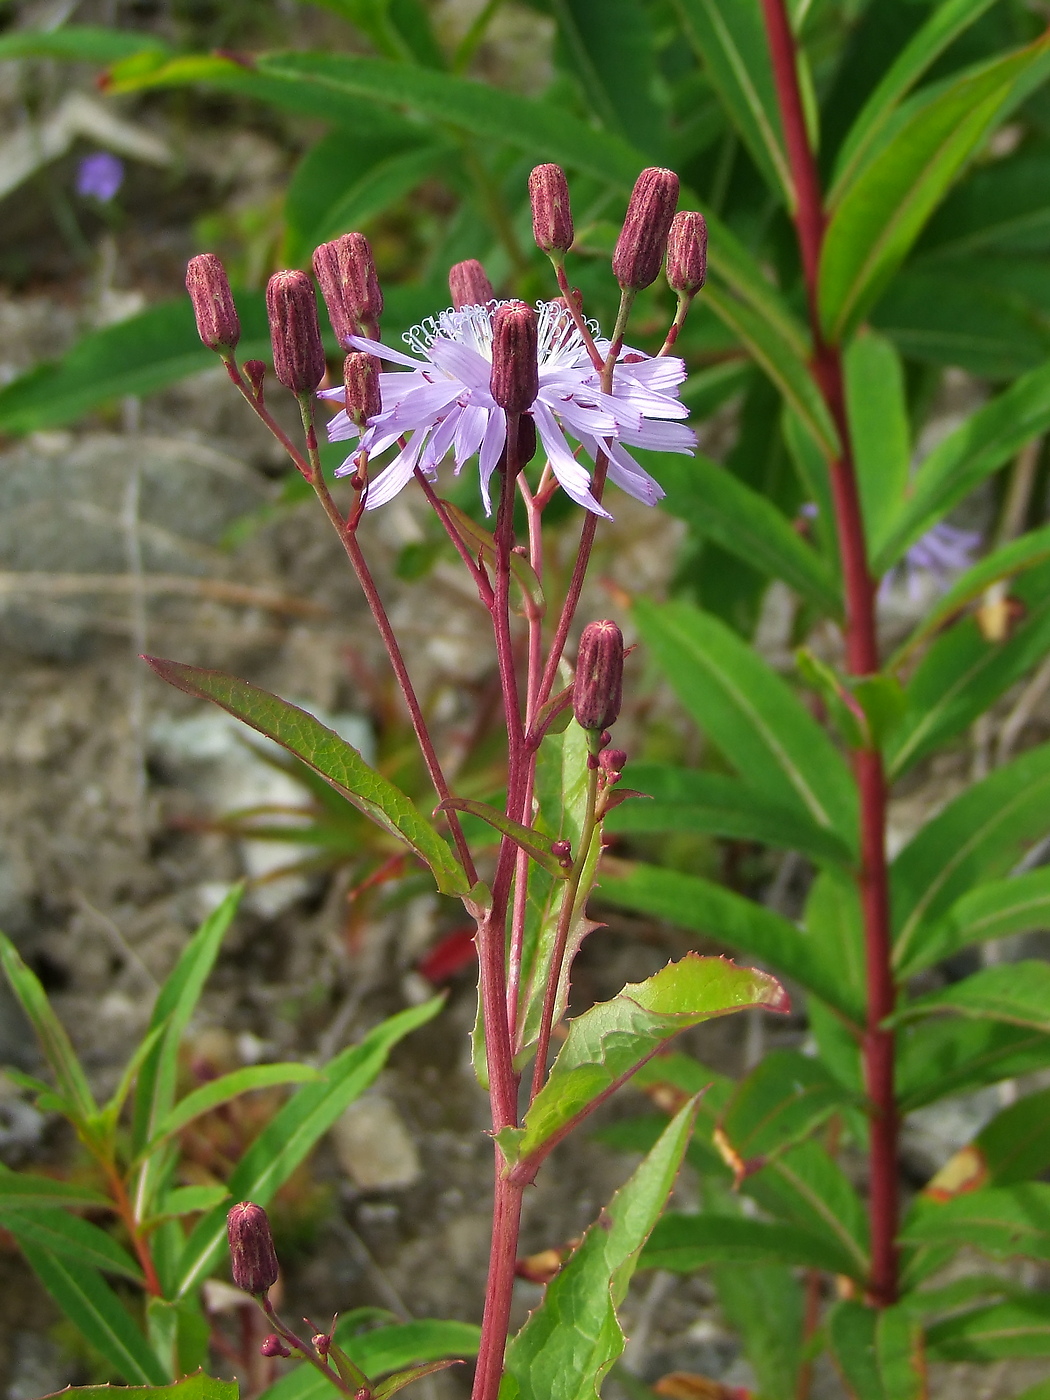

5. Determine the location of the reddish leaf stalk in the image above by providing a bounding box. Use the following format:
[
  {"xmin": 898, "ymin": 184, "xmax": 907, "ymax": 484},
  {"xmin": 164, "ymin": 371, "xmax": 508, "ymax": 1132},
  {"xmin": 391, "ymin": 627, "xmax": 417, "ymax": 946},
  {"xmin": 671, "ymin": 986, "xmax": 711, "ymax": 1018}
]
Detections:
[{"xmin": 760, "ymin": 0, "xmax": 899, "ymax": 1305}]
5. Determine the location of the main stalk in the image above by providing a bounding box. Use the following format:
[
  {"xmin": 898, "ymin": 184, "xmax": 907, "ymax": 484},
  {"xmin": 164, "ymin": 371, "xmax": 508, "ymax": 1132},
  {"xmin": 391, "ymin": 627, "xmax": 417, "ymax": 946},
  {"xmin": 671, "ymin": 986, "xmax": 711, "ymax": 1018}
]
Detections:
[{"xmin": 759, "ymin": 0, "xmax": 899, "ymax": 1304}]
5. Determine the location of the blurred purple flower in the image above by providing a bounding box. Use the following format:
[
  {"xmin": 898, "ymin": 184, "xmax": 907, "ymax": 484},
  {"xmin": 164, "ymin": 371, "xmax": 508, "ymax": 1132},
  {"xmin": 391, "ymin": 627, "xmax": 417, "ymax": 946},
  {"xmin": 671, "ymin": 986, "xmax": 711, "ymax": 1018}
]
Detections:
[
  {"xmin": 76, "ymin": 152, "xmax": 124, "ymax": 202},
  {"xmin": 881, "ymin": 521, "xmax": 982, "ymax": 601}
]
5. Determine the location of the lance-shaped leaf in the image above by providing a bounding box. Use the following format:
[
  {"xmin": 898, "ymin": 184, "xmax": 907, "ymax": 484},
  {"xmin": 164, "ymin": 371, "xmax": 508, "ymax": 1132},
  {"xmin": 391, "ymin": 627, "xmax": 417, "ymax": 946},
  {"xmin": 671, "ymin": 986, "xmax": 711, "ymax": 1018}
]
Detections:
[
  {"xmin": 899, "ymin": 866, "xmax": 1050, "ymax": 979},
  {"xmin": 0, "ymin": 933, "xmax": 96, "ymax": 1125},
  {"xmin": 746, "ymin": 1139, "xmax": 870, "ymax": 1282},
  {"xmin": 896, "ymin": 1016, "xmax": 1050, "ymax": 1113},
  {"xmin": 499, "ymin": 954, "xmax": 786, "ymax": 1172},
  {"xmin": 144, "ymin": 658, "xmax": 469, "ymax": 898},
  {"xmin": 972, "ymin": 1085, "xmax": 1050, "ymax": 1187},
  {"xmin": 143, "ymin": 1062, "xmax": 320, "ymax": 1153},
  {"xmin": 844, "ymin": 330, "xmax": 910, "ymax": 555},
  {"xmin": 0, "ymin": 24, "xmax": 171, "ymax": 64},
  {"xmin": 599, "ymin": 860, "xmax": 863, "ymax": 1024},
  {"xmin": 826, "ymin": 1301, "xmax": 926, "ymax": 1400},
  {"xmin": 819, "ymin": 36, "xmax": 1050, "ymax": 344},
  {"xmin": 0, "ymin": 1208, "xmax": 142, "ymax": 1283},
  {"xmin": 0, "ymin": 1167, "xmax": 110, "ymax": 1211},
  {"xmin": 439, "ymin": 799, "xmax": 568, "ymax": 880},
  {"xmin": 926, "ymin": 1295, "xmax": 1050, "ymax": 1361},
  {"xmin": 502, "ymin": 1100, "xmax": 698, "ymax": 1400},
  {"xmin": 176, "ymin": 997, "xmax": 441, "ymax": 1297},
  {"xmin": 640, "ymin": 1212, "xmax": 851, "ymax": 1275},
  {"xmin": 41, "ymin": 1375, "xmax": 237, "ymax": 1400},
  {"xmin": 893, "ymin": 961, "xmax": 1050, "ymax": 1036},
  {"xmin": 718, "ymin": 1049, "xmax": 856, "ymax": 1166}
]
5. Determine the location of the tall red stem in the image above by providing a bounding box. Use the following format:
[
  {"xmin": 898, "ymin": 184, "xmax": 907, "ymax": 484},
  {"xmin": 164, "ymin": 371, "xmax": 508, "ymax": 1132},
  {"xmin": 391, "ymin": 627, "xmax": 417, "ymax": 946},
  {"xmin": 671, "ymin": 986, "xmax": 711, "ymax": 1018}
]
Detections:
[{"xmin": 760, "ymin": 0, "xmax": 898, "ymax": 1304}]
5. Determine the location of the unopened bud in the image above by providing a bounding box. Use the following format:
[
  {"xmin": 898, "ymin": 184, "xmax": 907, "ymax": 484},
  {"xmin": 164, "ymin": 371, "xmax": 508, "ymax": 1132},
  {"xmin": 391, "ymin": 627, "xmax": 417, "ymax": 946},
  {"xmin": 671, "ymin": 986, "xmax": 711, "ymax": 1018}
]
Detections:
[
  {"xmin": 266, "ymin": 271, "xmax": 326, "ymax": 395},
  {"xmin": 600, "ymin": 748, "xmax": 627, "ymax": 778},
  {"xmin": 489, "ymin": 302, "xmax": 538, "ymax": 415},
  {"xmin": 449, "ymin": 259, "xmax": 494, "ymax": 310},
  {"xmin": 261, "ymin": 1334, "xmax": 291, "ymax": 1359},
  {"xmin": 528, "ymin": 164, "xmax": 574, "ymax": 255},
  {"xmin": 244, "ymin": 359, "xmax": 266, "ymax": 401},
  {"xmin": 343, "ymin": 351, "xmax": 381, "ymax": 427},
  {"xmin": 573, "ymin": 620, "xmax": 624, "ymax": 732},
  {"xmin": 186, "ymin": 253, "xmax": 240, "ymax": 352},
  {"xmin": 346, "ymin": 232, "xmax": 383, "ymax": 333},
  {"xmin": 612, "ymin": 167, "xmax": 680, "ymax": 291},
  {"xmin": 312, "ymin": 1333, "xmax": 331, "ymax": 1358},
  {"xmin": 551, "ymin": 840, "xmax": 571, "ymax": 858},
  {"xmin": 227, "ymin": 1201, "xmax": 279, "ymax": 1295},
  {"xmin": 666, "ymin": 211, "xmax": 707, "ymax": 295},
  {"xmin": 497, "ymin": 412, "xmax": 537, "ymax": 471},
  {"xmin": 313, "ymin": 238, "xmax": 359, "ymax": 347}
]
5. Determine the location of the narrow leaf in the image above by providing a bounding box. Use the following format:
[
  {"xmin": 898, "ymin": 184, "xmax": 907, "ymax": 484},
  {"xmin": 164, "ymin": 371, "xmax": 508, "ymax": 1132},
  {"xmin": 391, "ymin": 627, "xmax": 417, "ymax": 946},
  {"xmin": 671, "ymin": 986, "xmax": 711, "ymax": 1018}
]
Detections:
[
  {"xmin": 844, "ymin": 330, "xmax": 910, "ymax": 554},
  {"xmin": 903, "ymin": 1183, "xmax": 1050, "ymax": 1265},
  {"xmin": 896, "ymin": 1017, "xmax": 1050, "ymax": 1113},
  {"xmin": 503, "ymin": 1101, "xmax": 698, "ymax": 1400},
  {"xmin": 640, "ymin": 1212, "xmax": 849, "ymax": 1275},
  {"xmin": 0, "ymin": 1168, "xmax": 111, "ymax": 1211},
  {"xmin": 634, "ymin": 599, "xmax": 856, "ymax": 841},
  {"xmin": 599, "ymin": 860, "xmax": 863, "ymax": 1023},
  {"xmin": 0, "ymin": 25, "xmax": 169, "ymax": 64},
  {"xmin": 146, "ymin": 1063, "xmax": 320, "ymax": 1150},
  {"xmin": 439, "ymin": 799, "xmax": 568, "ymax": 879},
  {"xmin": 746, "ymin": 1139, "xmax": 870, "ymax": 1281},
  {"xmin": 144, "ymin": 659, "xmax": 469, "ymax": 897},
  {"xmin": 974, "ymin": 1085, "xmax": 1050, "ymax": 1187},
  {"xmin": 503, "ymin": 955, "xmax": 786, "ymax": 1170},
  {"xmin": 719, "ymin": 1049, "xmax": 855, "ymax": 1163},
  {"xmin": 927, "ymin": 1296, "xmax": 1050, "ymax": 1361},
  {"xmin": 899, "ymin": 866, "xmax": 1050, "ymax": 979},
  {"xmin": 894, "ymin": 961, "xmax": 1050, "ymax": 1035},
  {"xmin": 41, "ymin": 1375, "xmax": 236, "ymax": 1400},
  {"xmin": 826, "ymin": 1300, "xmax": 926, "ymax": 1400},
  {"xmin": 0, "ymin": 1208, "xmax": 142, "ymax": 1282}
]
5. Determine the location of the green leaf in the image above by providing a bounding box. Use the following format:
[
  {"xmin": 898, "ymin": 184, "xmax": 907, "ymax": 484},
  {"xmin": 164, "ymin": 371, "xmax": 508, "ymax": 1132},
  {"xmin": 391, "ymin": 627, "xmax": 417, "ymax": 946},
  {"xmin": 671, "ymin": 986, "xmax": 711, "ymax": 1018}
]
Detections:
[
  {"xmin": 670, "ymin": 0, "xmax": 791, "ymax": 204},
  {"xmin": 844, "ymin": 330, "xmax": 910, "ymax": 555},
  {"xmin": 284, "ymin": 126, "xmax": 455, "ymax": 266},
  {"xmin": 819, "ymin": 36, "xmax": 1050, "ymax": 345},
  {"xmin": 896, "ymin": 1017, "xmax": 1050, "ymax": 1112},
  {"xmin": 826, "ymin": 1300, "xmax": 926, "ymax": 1400},
  {"xmin": 927, "ymin": 1296, "xmax": 1050, "ymax": 1361},
  {"xmin": 712, "ymin": 1262, "xmax": 803, "ymax": 1400},
  {"xmin": 746, "ymin": 1139, "xmax": 870, "ymax": 1281},
  {"xmin": 131, "ymin": 888, "xmax": 243, "ymax": 1215},
  {"xmin": 634, "ymin": 599, "xmax": 856, "ymax": 841},
  {"xmin": 551, "ymin": 0, "xmax": 667, "ymax": 156},
  {"xmin": 0, "ymin": 1167, "xmax": 111, "ymax": 1211},
  {"xmin": 919, "ymin": 144, "xmax": 1050, "ymax": 259},
  {"xmin": 885, "ymin": 591, "xmax": 1050, "ymax": 778},
  {"xmin": 144, "ymin": 659, "xmax": 469, "ymax": 898},
  {"xmin": 829, "ymin": 0, "xmax": 999, "ymax": 203},
  {"xmin": 890, "ymin": 523, "xmax": 1050, "ymax": 670},
  {"xmin": 598, "ymin": 861, "xmax": 863, "ymax": 1023},
  {"xmin": 900, "ymin": 866, "xmax": 1050, "ymax": 979},
  {"xmin": 874, "ymin": 359, "xmax": 1050, "ymax": 573},
  {"xmin": 903, "ymin": 1184, "xmax": 1050, "ymax": 1265},
  {"xmin": 502, "ymin": 1100, "xmax": 698, "ymax": 1400},
  {"xmin": 175, "ymin": 998, "xmax": 441, "ymax": 1297},
  {"xmin": 895, "ymin": 961, "xmax": 1050, "ymax": 1035},
  {"xmin": 152, "ymin": 1185, "xmax": 231, "ymax": 1221},
  {"xmin": 372, "ymin": 1361, "xmax": 459, "ymax": 1400},
  {"xmin": 640, "ymin": 1211, "xmax": 851, "ymax": 1274},
  {"xmin": 501, "ymin": 955, "xmax": 785, "ymax": 1171},
  {"xmin": 0, "ymin": 25, "xmax": 169, "ymax": 64},
  {"xmin": 1, "ymin": 1206, "xmax": 143, "ymax": 1282},
  {"xmin": 257, "ymin": 1318, "xmax": 481, "ymax": 1400},
  {"xmin": 144, "ymin": 1063, "xmax": 320, "ymax": 1152},
  {"xmin": 41, "ymin": 1375, "xmax": 237, "ymax": 1400},
  {"xmin": 20, "ymin": 1245, "xmax": 169, "ymax": 1385},
  {"xmin": 974, "ymin": 1085, "xmax": 1050, "ymax": 1187},
  {"xmin": 654, "ymin": 453, "xmax": 840, "ymax": 616},
  {"xmin": 0, "ymin": 933, "xmax": 97, "ymax": 1124},
  {"xmin": 719, "ymin": 1049, "xmax": 855, "ymax": 1163},
  {"xmin": 891, "ymin": 743, "xmax": 1050, "ymax": 969},
  {"xmin": 603, "ymin": 764, "xmax": 853, "ymax": 868},
  {"xmin": 439, "ymin": 799, "xmax": 569, "ymax": 880},
  {"xmin": 703, "ymin": 285, "xmax": 838, "ymax": 463}
]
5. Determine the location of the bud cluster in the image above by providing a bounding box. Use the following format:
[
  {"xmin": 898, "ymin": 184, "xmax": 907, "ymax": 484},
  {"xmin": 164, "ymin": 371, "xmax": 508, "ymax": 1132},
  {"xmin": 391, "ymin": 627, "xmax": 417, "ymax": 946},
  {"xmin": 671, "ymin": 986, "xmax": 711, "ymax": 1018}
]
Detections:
[{"xmin": 313, "ymin": 232, "xmax": 383, "ymax": 345}]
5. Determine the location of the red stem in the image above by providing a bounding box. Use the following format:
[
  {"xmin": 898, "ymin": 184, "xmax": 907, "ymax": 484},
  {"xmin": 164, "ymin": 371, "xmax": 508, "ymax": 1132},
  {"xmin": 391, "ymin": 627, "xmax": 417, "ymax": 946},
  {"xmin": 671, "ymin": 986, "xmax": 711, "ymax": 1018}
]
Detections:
[
  {"xmin": 470, "ymin": 1171, "xmax": 524, "ymax": 1400},
  {"xmin": 760, "ymin": 0, "xmax": 898, "ymax": 1305}
]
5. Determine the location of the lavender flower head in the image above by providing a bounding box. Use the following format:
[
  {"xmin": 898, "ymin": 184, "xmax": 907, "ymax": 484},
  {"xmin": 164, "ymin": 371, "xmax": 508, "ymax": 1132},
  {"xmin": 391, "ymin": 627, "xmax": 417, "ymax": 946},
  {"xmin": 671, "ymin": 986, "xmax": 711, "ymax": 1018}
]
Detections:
[
  {"xmin": 76, "ymin": 152, "xmax": 124, "ymax": 202},
  {"xmin": 881, "ymin": 520, "xmax": 982, "ymax": 602},
  {"xmin": 319, "ymin": 299, "xmax": 695, "ymax": 516}
]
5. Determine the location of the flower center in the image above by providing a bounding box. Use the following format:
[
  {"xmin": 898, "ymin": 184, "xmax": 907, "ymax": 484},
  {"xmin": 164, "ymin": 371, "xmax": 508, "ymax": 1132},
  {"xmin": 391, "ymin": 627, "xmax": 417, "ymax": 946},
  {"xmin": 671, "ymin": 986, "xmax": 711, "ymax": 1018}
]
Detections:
[{"xmin": 401, "ymin": 299, "xmax": 600, "ymax": 371}]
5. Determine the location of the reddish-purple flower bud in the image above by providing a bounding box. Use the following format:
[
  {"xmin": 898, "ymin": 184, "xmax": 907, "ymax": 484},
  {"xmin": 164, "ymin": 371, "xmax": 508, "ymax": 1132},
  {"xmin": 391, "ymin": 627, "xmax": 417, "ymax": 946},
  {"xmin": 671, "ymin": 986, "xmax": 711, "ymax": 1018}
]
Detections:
[
  {"xmin": 449, "ymin": 259, "xmax": 495, "ymax": 310},
  {"xmin": 343, "ymin": 351, "xmax": 381, "ymax": 427},
  {"xmin": 312, "ymin": 237, "xmax": 360, "ymax": 347},
  {"xmin": 261, "ymin": 1335, "xmax": 291, "ymax": 1359},
  {"xmin": 186, "ymin": 253, "xmax": 240, "ymax": 352},
  {"xmin": 497, "ymin": 412, "xmax": 537, "ymax": 471},
  {"xmin": 666, "ymin": 210, "xmax": 707, "ymax": 295},
  {"xmin": 573, "ymin": 620, "xmax": 624, "ymax": 732},
  {"xmin": 312, "ymin": 232, "xmax": 383, "ymax": 342},
  {"xmin": 528, "ymin": 164, "xmax": 574, "ymax": 255},
  {"xmin": 612, "ymin": 167, "xmax": 680, "ymax": 291},
  {"xmin": 266, "ymin": 271, "xmax": 326, "ymax": 395},
  {"xmin": 243, "ymin": 359, "xmax": 266, "ymax": 401},
  {"xmin": 227, "ymin": 1201, "xmax": 279, "ymax": 1295},
  {"xmin": 600, "ymin": 748, "xmax": 627, "ymax": 776},
  {"xmin": 312, "ymin": 1333, "xmax": 331, "ymax": 1358},
  {"xmin": 489, "ymin": 302, "xmax": 538, "ymax": 415}
]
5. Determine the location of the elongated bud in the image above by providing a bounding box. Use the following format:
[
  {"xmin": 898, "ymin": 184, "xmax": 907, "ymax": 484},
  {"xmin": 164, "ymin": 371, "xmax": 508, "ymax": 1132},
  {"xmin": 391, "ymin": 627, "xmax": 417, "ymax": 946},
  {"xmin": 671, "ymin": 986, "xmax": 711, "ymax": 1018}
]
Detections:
[
  {"xmin": 186, "ymin": 253, "xmax": 240, "ymax": 352},
  {"xmin": 666, "ymin": 210, "xmax": 707, "ymax": 295},
  {"xmin": 313, "ymin": 237, "xmax": 361, "ymax": 347},
  {"xmin": 449, "ymin": 259, "xmax": 494, "ymax": 310},
  {"xmin": 261, "ymin": 1335, "xmax": 291, "ymax": 1359},
  {"xmin": 266, "ymin": 271, "xmax": 326, "ymax": 395},
  {"xmin": 612, "ymin": 167, "xmax": 680, "ymax": 291},
  {"xmin": 528, "ymin": 163, "xmax": 574, "ymax": 255},
  {"xmin": 345, "ymin": 232, "xmax": 383, "ymax": 334},
  {"xmin": 227, "ymin": 1201, "xmax": 279, "ymax": 1295},
  {"xmin": 489, "ymin": 302, "xmax": 538, "ymax": 415},
  {"xmin": 573, "ymin": 620, "xmax": 624, "ymax": 732},
  {"xmin": 243, "ymin": 359, "xmax": 266, "ymax": 401},
  {"xmin": 497, "ymin": 412, "xmax": 537, "ymax": 471},
  {"xmin": 343, "ymin": 351, "xmax": 381, "ymax": 427}
]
